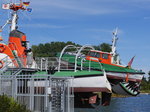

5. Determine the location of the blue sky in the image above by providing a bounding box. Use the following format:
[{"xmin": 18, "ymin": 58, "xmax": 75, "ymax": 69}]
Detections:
[{"xmin": 1, "ymin": 0, "xmax": 150, "ymax": 74}]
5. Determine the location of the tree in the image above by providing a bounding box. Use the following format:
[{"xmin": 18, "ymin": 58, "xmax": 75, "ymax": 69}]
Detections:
[
  {"xmin": 94, "ymin": 43, "xmax": 112, "ymax": 52},
  {"xmin": 99, "ymin": 43, "xmax": 111, "ymax": 52},
  {"xmin": 31, "ymin": 41, "xmax": 80, "ymax": 57},
  {"xmin": 31, "ymin": 41, "xmax": 112, "ymax": 57},
  {"xmin": 0, "ymin": 95, "xmax": 31, "ymax": 112},
  {"xmin": 148, "ymin": 71, "xmax": 150, "ymax": 81}
]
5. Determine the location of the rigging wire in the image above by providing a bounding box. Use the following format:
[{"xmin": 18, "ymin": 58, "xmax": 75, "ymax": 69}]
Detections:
[{"xmin": 0, "ymin": 0, "xmax": 12, "ymax": 41}]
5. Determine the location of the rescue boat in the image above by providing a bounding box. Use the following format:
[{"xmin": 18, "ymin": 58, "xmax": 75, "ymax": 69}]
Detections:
[{"xmin": 56, "ymin": 28, "xmax": 144, "ymax": 98}]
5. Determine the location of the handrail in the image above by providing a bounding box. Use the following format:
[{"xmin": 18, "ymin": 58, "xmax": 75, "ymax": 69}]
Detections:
[
  {"xmin": 58, "ymin": 45, "xmax": 78, "ymax": 72},
  {"xmin": 74, "ymin": 45, "xmax": 95, "ymax": 72},
  {"xmin": 9, "ymin": 42, "xmax": 27, "ymax": 67},
  {"xmin": 40, "ymin": 58, "xmax": 48, "ymax": 71}
]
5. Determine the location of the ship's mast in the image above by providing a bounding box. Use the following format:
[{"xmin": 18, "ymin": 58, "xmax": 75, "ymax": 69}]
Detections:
[
  {"xmin": 1, "ymin": 1, "xmax": 26, "ymax": 32},
  {"xmin": 111, "ymin": 28, "xmax": 118, "ymax": 55},
  {"xmin": 111, "ymin": 28, "xmax": 119, "ymax": 64},
  {"xmin": 11, "ymin": 11, "xmax": 18, "ymax": 31}
]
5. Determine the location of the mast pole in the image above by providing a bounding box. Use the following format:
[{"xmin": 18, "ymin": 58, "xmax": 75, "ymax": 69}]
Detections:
[
  {"xmin": 1, "ymin": 0, "xmax": 28, "ymax": 32},
  {"xmin": 111, "ymin": 28, "xmax": 118, "ymax": 55},
  {"xmin": 111, "ymin": 28, "xmax": 118, "ymax": 64},
  {"xmin": 10, "ymin": 11, "xmax": 18, "ymax": 31}
]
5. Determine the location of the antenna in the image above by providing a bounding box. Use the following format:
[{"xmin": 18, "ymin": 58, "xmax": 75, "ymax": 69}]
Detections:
[
  {"xmin": 111, "ymin": 28, "xmax": 120, "ymax": 64},
  {"xmin": 1, "ymin": 0, "xmax": 31, "ymax": 31},
  {"xmin": 111, "ymin": 27, "xmax": 118, "ymax": 55}
]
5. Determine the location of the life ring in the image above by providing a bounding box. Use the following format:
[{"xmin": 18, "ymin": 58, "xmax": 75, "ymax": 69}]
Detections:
[
  {"xmin": 0, "ymin": 61, "xmax": 4, "ymax": 69},
  {"xmin": 0, "ymin": 44, "xmax": 5, "ymax": 53}
]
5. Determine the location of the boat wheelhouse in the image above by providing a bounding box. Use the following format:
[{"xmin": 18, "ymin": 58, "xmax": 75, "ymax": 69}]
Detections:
[{"xmin": 86, "ymin": 50, "xmax": 112, "ymax": 65}]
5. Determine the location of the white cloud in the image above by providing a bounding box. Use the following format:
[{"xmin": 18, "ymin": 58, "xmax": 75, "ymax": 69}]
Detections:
[
  {"xmin": 86, "ymin": 28, "xmax": 123, "ymax": 35},
  {"xmin": 30, "ymin": 36, "xmax": 58, "ymax": 45},
  {"xmin": 30, "ymin": 0, "xmax": 130, "ymax": 19},
  {"xmin": 21, "ymin": 23, "xmax": 68, "ymax": 29},
  {"xmin": 1, "ymin": 0, "xmax": 150, "ymax": 19},
  {"xmin": 4, "ymin": 0, "xmax": 142, "ymax": 20}
]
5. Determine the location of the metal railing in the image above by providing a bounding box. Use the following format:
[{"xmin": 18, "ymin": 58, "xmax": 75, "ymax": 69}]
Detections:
[
  {"xmin": 34, "ymin": 56, "xmax": 105, "ymax": 73},
  {"xmin": 0, "ymin": 55, "xmax": 105, "ymax": 73},
  {"xmin": 0, "ymin": 74, "xmax": 74, "ymax": 112}
]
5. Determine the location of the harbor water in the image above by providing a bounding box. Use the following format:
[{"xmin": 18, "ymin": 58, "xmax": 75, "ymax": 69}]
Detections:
[{"xmin": 75, "ymin": 94, "xmax": 150, "ymax": 112}]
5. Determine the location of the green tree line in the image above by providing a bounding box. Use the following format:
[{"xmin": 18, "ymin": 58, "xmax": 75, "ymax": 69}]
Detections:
[
  {"xmin": 141, "ymin": 71, "xmax": 150, "ymax": 93},
  {"xmin": 31, "ymin": 41, "xmax": 111, "ymax": 57}
]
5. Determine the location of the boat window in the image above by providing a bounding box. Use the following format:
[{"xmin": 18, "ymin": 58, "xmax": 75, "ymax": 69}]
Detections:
[
  {"xmin": 89, "ymin": 52, "xmax": 96, "ymax": 57},
  {"xmin": 89, "ymin": 51, "xmax": 101, "ymax": 58},
  {"xmin": 95, "ymin": 52, "xmax": 100, "ymax": 58},
  {"xmin": 102, "ymin": 53, "xmax": 108, "ymax": 59}
]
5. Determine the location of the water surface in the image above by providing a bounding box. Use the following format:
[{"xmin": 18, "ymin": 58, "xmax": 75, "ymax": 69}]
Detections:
[{"xmin": 75, "ymin": 94, "xmax": 150, "ymax": 112}]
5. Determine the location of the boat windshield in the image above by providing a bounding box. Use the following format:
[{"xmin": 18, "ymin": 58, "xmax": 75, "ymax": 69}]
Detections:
[
  {"xmin": 102, "ymin": 53, "xmax": 108, "ymax": 59},
  {"xmin": 88, "ymin": 51, "xmax": 100, "ymax": 58}
]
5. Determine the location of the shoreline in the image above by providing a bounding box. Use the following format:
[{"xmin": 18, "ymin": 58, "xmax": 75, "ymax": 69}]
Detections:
[
  {"xmin": 140, "ymin": 93, "xmax": 150, "ymax": 95},
  {"xmin": 96, "ymin": 91, "xmax": 150, "ymax": 98},
  {"xmin": 112, "ymin": 91, "xmax": 150, "ymax": 98},
  {"xmin": 140, "ymin": 91, "xmax": 150, "ymax": 95}
]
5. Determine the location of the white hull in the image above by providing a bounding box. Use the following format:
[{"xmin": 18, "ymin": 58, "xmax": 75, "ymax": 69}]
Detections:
[
  {"xmin": 27, "ymin": 75, "xmax": 112, "ymax": 93},
  {"xmin": 72, "ymin": 74, "xmax": 111, "ymax": 92}
]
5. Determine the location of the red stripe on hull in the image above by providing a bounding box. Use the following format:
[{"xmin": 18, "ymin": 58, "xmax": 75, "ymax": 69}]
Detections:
[
  {"xmin": 74, "ymin": 87, "xmax": 110, "ymax": 92},
  {"xmin": 106, "ymin": 74, "xmax": 142, "ymax": 82}
]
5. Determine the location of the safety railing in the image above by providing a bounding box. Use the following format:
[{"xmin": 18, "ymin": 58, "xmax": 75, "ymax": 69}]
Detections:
[
  {"xmin": 0, "ymin": 74, "xmax": 74, "ymax": 112},
  {"xmin": 0, "ymin": 56, "xmax": 105, "ymax": 74}
]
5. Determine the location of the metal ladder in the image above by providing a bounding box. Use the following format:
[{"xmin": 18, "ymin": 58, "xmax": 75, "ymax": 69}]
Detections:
[{"xmin": 51, "ymin": 79, "xmax": 66, "ymax": 112}]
